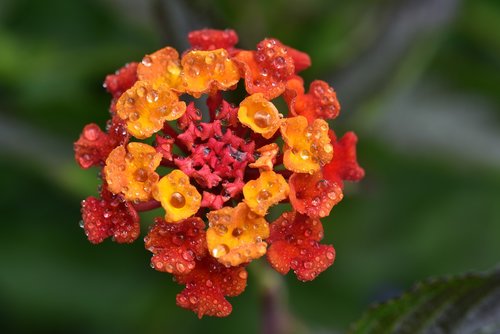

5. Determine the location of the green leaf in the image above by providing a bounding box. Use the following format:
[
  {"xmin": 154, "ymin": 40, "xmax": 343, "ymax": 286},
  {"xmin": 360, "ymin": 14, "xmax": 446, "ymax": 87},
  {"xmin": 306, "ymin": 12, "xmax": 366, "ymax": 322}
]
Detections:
[{"xmin": 349, "ymin": 268, "xmax": 500, "ymax": 334}]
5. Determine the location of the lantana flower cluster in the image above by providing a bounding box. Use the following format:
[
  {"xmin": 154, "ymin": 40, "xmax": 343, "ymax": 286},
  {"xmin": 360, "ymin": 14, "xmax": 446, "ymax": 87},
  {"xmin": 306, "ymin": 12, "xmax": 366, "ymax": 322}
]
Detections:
[{"xmin": 74, "ymin": 29, "xmax": 364, "ymax": 318}]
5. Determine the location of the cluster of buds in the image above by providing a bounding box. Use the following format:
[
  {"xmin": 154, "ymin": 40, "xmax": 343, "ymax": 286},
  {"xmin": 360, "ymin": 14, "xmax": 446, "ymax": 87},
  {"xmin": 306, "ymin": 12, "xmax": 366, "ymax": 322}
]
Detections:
[{"xmin": 74, "ymin": 29, "xmax": 364, "ymax": 318}]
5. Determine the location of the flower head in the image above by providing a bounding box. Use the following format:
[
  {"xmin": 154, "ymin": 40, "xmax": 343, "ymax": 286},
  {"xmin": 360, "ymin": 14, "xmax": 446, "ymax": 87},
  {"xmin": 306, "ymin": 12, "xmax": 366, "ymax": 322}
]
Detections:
[{"xmin": 74, "ymin": 29, "xmax": 363, "ymax": 318}]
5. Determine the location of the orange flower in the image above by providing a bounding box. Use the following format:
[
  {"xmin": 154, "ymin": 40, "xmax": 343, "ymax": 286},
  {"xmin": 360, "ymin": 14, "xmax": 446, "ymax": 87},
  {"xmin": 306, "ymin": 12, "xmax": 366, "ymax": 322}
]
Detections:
[
  {"xmin": 153, "ymin": 169, "xmax": 202, "ymax": 222},
  {"xmin": 116, "ymin": 80, "xmax": 186, "ymax": 139},
  {"xmin": 137, "ymin": 47, "xmax": 183, "ymax": 91},
  {"xmin": 249, "ymin": 143, "xmax": 279, "ymax": 171},
  {"xmin": 280, "ymin": 116, "xmax": 333, "ymax": 174},
  {"xmin": 206, "ymin": 202, "xmax": 269, "ymax": 267},
  {"xmin": 104, "ymin": 142, "xmax": 162, "ymax": 202},
  {"xmin": 181, "ymin": 49, "xmax": 240, "ymax": 97},
  {"xmin": 237, "ymin": 93, "xmax": 281, "ymax": 139},
  {"xmin": 243, "ymin": 171, "xmax": 289, "ymax": 216}
]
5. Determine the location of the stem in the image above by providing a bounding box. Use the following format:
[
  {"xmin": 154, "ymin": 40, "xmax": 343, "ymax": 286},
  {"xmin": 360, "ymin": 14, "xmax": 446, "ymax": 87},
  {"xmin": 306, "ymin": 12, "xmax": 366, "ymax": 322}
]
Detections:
[{"xmin": 251, "ymin": 261, "xmax": 289, "ymax": 334}]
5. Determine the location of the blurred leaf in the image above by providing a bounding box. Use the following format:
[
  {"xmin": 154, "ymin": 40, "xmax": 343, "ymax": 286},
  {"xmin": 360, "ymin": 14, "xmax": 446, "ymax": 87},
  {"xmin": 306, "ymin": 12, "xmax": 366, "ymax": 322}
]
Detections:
[{"xmin": 350, "ymin": 267, "xmax": 500, "ymax": 333}]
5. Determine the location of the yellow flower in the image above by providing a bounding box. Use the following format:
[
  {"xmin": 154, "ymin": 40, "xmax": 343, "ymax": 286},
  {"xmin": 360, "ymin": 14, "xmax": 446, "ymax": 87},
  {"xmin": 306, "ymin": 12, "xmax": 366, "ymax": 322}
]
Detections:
[
  {"xmin": 243, "ymin": 170, "xmax": 289, "ymax": 216},
  {"xmin": 153, "ymin": 169, "xmax": 202, "ymax": 222},
  {"xmin": 280, "ymin": 116, "xmax": 333, "ymax": 174},
  {"xmin": 104, "ymin": 142, "xmax": 162, "ymax": 201},
  {"xmin": 116, "ymin": 80, "xmax": 186, "ymax": 139},
  {"xmin": 181, "ymin": 49, "xmax": 240, "ymax": 97},
  {"xmin": 238, "ymin": 93, "xmax": 281, "ymax": 139},
  {"xmin": 207, "ymin": 202, "xmax": 269, "ymax": 267}
]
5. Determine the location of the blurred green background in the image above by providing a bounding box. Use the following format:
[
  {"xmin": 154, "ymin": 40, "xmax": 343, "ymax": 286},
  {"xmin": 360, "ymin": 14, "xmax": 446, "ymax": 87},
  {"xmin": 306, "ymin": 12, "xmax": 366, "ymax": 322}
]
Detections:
[{"xmin": 1, "ymin": 0, "xmax": 499, "ymax": 333}]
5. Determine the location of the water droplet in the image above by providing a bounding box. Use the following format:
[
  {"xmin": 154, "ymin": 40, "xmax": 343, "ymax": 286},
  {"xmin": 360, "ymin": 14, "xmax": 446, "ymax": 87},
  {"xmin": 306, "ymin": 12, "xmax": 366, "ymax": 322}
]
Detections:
[
  {"xmin": 172, "ymin": 234, "xmax": 184, "ymax": 246},
  {"xmin": 136, "ymin": 86, "xmax": 146, "ymax": 97},
  {"xmin": 304, "ymin": 229, "xmax": 312, "ymax": 237},
  {"xmin": 182, "ymin": 250, "xmax": 194, "ymax": 261},
  {"xmin": 189, "ymin": 296, "xmax": 198, "ymax": 304},
  {"xmin": 205, "ymin": 53, "xmax": 215, "ymax": 64},
  {"xmin": 300, "ymin": 150, "xmax": 310, "ymax": 160},
  {"xmin": 257, "ymin": 189, "xmax": 271, "ymax": 202},
  {"xmin": 142, "ymin": 56, "xmax": 153, "ymax": 67},
  {"xmin": 273, "ymin": 56, "xmax": 285, "ymax": 69},
  {"xmin": 212, "ymin": 244, "xmax": 229, "ymax": 258},
  {"xmin": 326, "ymin": 251, "xmax": 335, "ymax": 260},
  {"xmin": 84, "ymin": 126, "xmax": 99, "ymax": 141},
  {"xmin": 134, "ymin": 168, "xmax": 148, "ymax": 182},
  {"xmin": 176, "ymin": 263, "xmax": 186, "ymax": 273},
  {"xmin": 327, "ymin": 192, "xmax": 337, "ymax": 200},
  {"xmin": 253, "ymin": 110, "xmax": 271, "ymax": 128},
  {"xmin": 170, "ymin": 192, "xmax": 186, "ymax": 208},
  {"xmin": 304, "ymin": 261, "xmax": 313, "ymax": 269},
  {"xmin": 238, "ymin": 271, "xmax": 248, "ymax": 280},
  {"xmin": 79, "ymin": 220, "xmax": 84, "ymax": 228},
  {"xmin": 215, "ymin": 224, "xmax": 228, "ymax": 235},
  {"xmin": 205, "ymin": 279, "xmax": 213, "ymax": 287},
  {"xmin": 146, "ymin": 90, "xmax": 159, "ymax": 103},
  {"xmin": 129, "ymin": 111, "xmax": 140, "ymax": 121},
  {"xmin": 232, "ymin": 227, "xmax": 243, "ymax": 237},
  {"xmin": 214, "ymin": 63, "xmax": 225, "ymax": 73}
]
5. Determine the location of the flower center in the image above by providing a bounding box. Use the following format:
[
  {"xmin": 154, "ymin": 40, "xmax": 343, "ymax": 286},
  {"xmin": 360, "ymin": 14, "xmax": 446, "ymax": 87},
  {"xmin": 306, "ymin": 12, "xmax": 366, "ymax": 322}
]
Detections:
[
  {"xmin": 170, "ymin": 192, "xmax": 186, "ymax": 208},
  {"xmin": 253, "ymin": 110, "xmax": 271, "ymax": 128}
]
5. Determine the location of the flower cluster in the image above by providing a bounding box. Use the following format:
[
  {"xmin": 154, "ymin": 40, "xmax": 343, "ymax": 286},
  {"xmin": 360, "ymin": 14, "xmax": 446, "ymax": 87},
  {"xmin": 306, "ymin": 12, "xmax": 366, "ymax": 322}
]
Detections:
[{"xmin": 74, "ymin": 29, "xmax": 364, "ymax": 318}]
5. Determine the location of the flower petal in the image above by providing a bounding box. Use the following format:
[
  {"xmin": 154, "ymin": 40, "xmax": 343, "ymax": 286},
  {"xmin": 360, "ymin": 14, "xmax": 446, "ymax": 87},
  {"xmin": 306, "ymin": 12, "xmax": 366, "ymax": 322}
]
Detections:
[
  {"xmin": 153, "ymin": 169, "xmax": 202, "ymax": 222},
  {"xmin": 289, "ymin": 171, "xmax": 343, "ymax": 218},
  {"xmin": 116, "ymin": 80, "xmax": 186, "ymax": 139},
  {"xmin": 233, "ymin": 38, "xmax": 295, "ymax": 100},
  {"xmin": 267, "ymin": 211, "xmax": 335, "ymax": 281},
  {"xmin": 281, "ymin": 116, "xmax": 333, "ymax": 174},
  {"xmin": 81, "ymin": 186, "xmax": 140, "ymax": 244},
  {"xmin": 137, "ymin": 47, "xmax": 183, "ymax": 91},
  {"xmin": 175, "ymin": 257, "xmax": 247, "ymax": 318},
  {"xmin": 181, "ymin": 49, "xmax": 240, "ymax": 97},
  {"xmin": 238, "ymin": 93, "xmax": 281, "ymax": 139},
  {"xmin": 104, "ymin": 142, "xmax": 162, "ymax": 202},
  {"xmin": 145, "ymin": 217, "xmax": 207, "ymax": 274},
  {"xmin": 207, "ymin": 202, "xmax": 269, "ymax": 267},
  {"xmin": 243, "ymin": 171, "xmax": 289, "ymax": 216}
]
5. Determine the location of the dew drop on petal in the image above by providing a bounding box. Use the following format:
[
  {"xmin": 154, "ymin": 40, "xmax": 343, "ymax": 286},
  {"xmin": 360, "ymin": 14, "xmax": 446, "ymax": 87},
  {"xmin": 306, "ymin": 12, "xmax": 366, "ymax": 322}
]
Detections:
[
  {"xmin": 212, "ymin": 244, "xmax": 229, "ymax": 258},
  {"xmin": 170, "ymin": 192, "xmax": 186, "ymax": 208}
]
